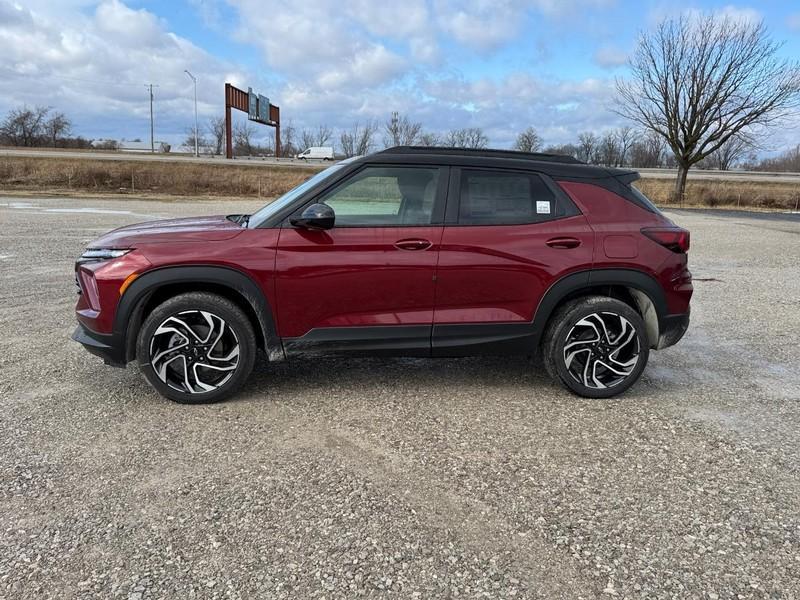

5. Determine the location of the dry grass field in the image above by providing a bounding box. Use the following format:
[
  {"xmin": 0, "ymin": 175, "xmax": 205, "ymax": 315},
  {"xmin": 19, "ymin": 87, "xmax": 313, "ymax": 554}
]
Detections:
[
  {"xmin": 1, "ymin": 155, "xmax": 798, "ymax": 210},
  {"xmin": 0, "ymin": 156, "xmax": 317, "ymax": 200},
  {"xmin": 635, "ymin": 178, "xmax": 800, "ymax": 211}
]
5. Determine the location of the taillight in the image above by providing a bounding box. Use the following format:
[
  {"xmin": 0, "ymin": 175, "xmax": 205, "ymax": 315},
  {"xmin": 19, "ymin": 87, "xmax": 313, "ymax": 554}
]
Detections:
[{"xmin": 641, "ymin": 227, "xmax": 690, "ymax": 253}]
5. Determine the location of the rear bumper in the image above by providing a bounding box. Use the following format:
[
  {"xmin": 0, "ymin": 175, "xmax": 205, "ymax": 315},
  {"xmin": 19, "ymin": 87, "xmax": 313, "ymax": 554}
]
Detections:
[
  {"xmin": 72, "ymin": 323, "xmax": 127, "ymax": 367},
  {"xmin": 657, "ymin": 310, "xmax": 690, "ymax": 350}
]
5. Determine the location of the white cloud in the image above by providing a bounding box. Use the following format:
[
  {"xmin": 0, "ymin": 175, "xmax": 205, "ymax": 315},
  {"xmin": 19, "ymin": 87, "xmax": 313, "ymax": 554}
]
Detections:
[
  {"xmin": 788, "ymin": 13, "xmax": 800, "ymax": 31},
  {"xmin": 593, "ymin": 44, "xmax": 628, "ymax": 69},
  {"xmin": 0, "ymin": 0, "xmax": 249, "ymax": 144}
]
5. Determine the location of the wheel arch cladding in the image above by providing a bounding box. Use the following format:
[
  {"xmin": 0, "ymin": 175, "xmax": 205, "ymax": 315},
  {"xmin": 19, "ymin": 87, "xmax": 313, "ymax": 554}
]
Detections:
[
  {"xmin": 534, "ymin": 269, "xmax": 667, "ymax": 348},
  {"xmin": 114, "ymin": 265, "xmax": 283, "ymax": 363}
]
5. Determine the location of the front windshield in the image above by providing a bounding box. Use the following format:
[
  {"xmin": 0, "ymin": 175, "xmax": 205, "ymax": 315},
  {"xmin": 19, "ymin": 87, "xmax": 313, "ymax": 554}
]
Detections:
[{"xmin": 247, "ymin": 162, "xmax": 347, "ymax": 227}]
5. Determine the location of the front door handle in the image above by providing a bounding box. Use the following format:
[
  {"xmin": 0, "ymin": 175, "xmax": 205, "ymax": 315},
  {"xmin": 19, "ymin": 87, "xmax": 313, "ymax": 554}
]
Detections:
[
  {"xmin": 546, "ymin": 237, "xmax": 581, "ymax": 249},
  {"xmin": 395, "ymin": 238, "xmax": 432, "ymax": 251}
]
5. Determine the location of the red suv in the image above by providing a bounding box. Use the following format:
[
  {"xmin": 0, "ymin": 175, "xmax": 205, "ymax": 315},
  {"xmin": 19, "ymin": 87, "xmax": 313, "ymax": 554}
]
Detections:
[{"xmin": 73, "ymin": 147, "xmax": 692, "ymax": 403}]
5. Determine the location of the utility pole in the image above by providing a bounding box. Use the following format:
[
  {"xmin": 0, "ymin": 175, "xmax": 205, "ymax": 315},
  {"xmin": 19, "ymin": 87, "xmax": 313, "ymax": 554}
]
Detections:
[
  {"xmin": 145, "ymin": 83, "xmax": 158, "ymax": 153},
  {"xmin": 184, "ymin": 70, "xmax": 198, "ymax": 157}
]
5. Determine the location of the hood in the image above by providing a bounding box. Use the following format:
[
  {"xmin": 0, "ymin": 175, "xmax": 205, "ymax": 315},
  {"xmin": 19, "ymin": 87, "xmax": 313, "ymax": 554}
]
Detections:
[{"xmin": 89, "ymin": 215, "xmax": 245, "ymax": 248}]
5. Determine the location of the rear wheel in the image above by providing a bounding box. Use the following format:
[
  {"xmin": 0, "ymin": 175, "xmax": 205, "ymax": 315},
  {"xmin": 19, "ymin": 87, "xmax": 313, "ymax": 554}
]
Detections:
[
  {"xmin": 542, "ymin": 296, "xmax": 649, "ymax": 398},
  {"xmin": 137, "ymin": 292, "xmax": 256, "ymax": 404}
]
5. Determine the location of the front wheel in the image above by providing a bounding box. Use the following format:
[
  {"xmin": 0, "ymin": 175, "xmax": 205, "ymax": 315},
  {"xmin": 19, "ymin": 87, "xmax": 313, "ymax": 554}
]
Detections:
[
  {"xmin": 137, "ymin": 292, "xmax": 256, "ymax": 404},
  {"xmin": 542, "ymin": 296, "xmax": 649, "ymax": 398}
]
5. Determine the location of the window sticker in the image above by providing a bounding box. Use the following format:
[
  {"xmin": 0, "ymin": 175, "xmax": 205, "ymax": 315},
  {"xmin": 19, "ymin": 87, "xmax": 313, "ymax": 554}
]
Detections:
[{"xmin": 536, "ymin": 201, "xmax": 551, "ymax": 214}]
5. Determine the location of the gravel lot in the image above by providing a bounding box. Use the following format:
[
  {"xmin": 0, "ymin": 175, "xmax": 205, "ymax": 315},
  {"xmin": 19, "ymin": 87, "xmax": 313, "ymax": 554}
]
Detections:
[{"xmin": 1, "ymin": 196, "xmax": 799, "ymax": 599}]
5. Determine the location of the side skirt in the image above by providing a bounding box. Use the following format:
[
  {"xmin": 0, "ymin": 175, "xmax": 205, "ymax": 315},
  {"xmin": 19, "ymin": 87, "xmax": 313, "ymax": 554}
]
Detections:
[
  {"xmin": 432, "ymin": 323, "xmax": 539, "ymax": 357},
  {"xmin": 282, "ymin": 325, "xmax": 432, "ymax": 358},
  {"xmin": 282, "ymin": 323, "xmax": 540, "ymax": 359}
]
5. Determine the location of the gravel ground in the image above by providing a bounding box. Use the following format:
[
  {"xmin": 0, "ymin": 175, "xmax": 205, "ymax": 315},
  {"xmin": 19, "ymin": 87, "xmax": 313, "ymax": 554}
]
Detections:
[{"xmin": 1, "ymin": 197, "xmax": 799, "ymax": 599}]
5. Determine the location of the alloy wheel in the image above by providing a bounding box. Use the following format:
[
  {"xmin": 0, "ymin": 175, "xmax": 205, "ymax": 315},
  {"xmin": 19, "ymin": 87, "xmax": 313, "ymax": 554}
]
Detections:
[
  {"xmin": 562, "ymin": 311, "xmax": 641, "ymax": 389},
  {"xmin": 149, "ymin": 310, "xmax": 240, "ymax": 394}
]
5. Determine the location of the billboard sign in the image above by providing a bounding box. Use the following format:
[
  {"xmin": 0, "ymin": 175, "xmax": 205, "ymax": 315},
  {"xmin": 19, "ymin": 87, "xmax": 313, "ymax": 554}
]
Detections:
[
  {"xmin": 248, "ymin": 87, "xmax": 258, "ymax": 120},
  {"xmin": 258, "ymin": 94, "xmax": 270, "ymax": 123}
]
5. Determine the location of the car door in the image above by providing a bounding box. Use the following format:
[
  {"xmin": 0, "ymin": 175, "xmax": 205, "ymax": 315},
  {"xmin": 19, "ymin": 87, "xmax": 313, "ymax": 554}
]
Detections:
[
  {"xmin": 432, "ymin": 167, "xmax": 594, "ymax": 355},
  {"xmin": 276, "ymin": 164, "xmax": 448, "ymax": 356}
]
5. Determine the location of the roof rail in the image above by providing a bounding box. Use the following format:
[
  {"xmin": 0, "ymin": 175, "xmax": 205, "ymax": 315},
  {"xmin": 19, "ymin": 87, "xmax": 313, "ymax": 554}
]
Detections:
[{"xmin": 377, "ymin": 146, "xmax": 585, "ymax": 165}]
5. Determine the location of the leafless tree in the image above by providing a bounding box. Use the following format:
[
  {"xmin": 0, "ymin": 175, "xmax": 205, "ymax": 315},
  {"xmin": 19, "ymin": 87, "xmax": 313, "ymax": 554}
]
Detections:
[
  {"xmin": 233, "ymin": 121, "xmax": 257, "ymax": 156},
  {"xmin": 543, "ymin": 143, "xmax": 579, "ymax": 158},
  {"xmin": 599, "ymin": 132, "xmax": 621, "ymax": 166},
  {"xmin": 700, "ymin": 134, "xmax": 755, "ymax": 170},
  {"xmin": 339, "ymin": 121, "xmax": 377, "ymax": 157},
  {"xmin": 615, "ymin": 126, "xmax": 636, "ymax": 166},
  {"xmin": 208, "ymin": 117, "xmax": 226, "ymax": 155},
  {"xmin": 513, "ymin": 127, "xmax": 543, "ymax": 153},
  {"xmin": 300, "ymin": 125, "xmax": 334, "ymax": 150},
  {"xmin": 442, "ymin": 127, "xmax": 488, "ymax": 149},
  {"xmin": 629, "ymin": 130, "xmax": 667, "ymax": 168},
  {"xmin": 182, "ymin": 128, "xmax": 209, "ymax": 154},
  {"xmin": 416, "ymin": 132, "xmax": 440, "ymax": 146},
  {"xmin": 42, "ymin": 111, "xmax": 71, "ymax": 147},
  {"xmin": 577, "ymin": 132, "xmax": 600, "ymax": 164},
  {"xmin": 0, "ymin": 105, "xmax": 50, "ymax": 146},
  {"xmin": 616, "ymin": 14, "xmax": 800, "ymax": 199},
  {"xmin": 746, "ymin": 145, "xmax": 800, "ymax": 172},
  {"xmin": 280, "ymin": 122, "xmax": 297, "ymax": 157},
  {"xmin": 384, "ymin": 112, "xmax": 422, "ymax": 147}
]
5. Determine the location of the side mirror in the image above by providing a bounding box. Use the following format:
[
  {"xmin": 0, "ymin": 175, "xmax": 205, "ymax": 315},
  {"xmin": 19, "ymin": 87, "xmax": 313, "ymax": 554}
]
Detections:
[{"xmin": 290, "ymin": 203, "xmax": 335, "ymax": 230}]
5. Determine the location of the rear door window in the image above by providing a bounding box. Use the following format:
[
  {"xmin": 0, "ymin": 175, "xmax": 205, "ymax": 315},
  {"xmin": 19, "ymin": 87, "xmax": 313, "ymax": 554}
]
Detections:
[{"xmin": 458, "ymin": 169, "xmax": 567, "ymax": 225}]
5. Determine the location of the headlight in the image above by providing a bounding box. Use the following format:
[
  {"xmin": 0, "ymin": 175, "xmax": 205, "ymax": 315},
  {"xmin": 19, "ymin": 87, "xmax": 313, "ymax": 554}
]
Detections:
[{"xmin": 77, "ymin": 248, "xmax": 132, "ymax": 264}]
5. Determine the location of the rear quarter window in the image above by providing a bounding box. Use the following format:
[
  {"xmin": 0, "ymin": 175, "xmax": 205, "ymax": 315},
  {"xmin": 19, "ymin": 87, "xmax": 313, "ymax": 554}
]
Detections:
[{"xmin": 458, "ymin": 169, "xmax": 571, "ymax": 225}]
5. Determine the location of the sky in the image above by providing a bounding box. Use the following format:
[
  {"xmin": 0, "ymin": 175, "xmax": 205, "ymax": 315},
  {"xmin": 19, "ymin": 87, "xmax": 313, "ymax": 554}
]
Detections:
[{"xmin": 1, "ymin": 0, "xmax": 799, "ymax": 152}]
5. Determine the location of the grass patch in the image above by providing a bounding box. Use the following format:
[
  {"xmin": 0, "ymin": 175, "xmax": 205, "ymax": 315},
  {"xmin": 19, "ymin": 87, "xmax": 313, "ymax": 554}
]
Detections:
[
  {"xmin": 635, "ymin": 178, "xmax": 800, "ymax": 211},
  {"xmin": 0, "ymin": 156, "xmax": 321, "ymax": 199}
]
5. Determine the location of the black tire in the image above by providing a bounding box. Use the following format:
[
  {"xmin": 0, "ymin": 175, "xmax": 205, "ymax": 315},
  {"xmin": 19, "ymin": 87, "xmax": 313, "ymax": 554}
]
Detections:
[
  {"xmin": 136, "ymin": 292, "xmax": 256, "ymax": 404},
  {"xmin": 542, "ymin": 296, "xmax": 649, "ymax": 398}
]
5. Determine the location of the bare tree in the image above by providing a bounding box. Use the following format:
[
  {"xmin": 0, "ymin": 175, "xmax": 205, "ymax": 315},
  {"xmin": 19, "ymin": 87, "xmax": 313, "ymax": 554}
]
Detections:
[
  {"xmin": 543, "ymin": 143, "xmax": 579, "ymax": 158},
  {"xmin": 599, "ymin": 132, "xmax": 621, "ymax": 166},
  {"xmin": 0, "ymin": 105, "xmax": 50, "ymax": 146},
  {"xmin": 616, "ymin": 14, "xmax": 800, "ymax": 199},
  {"xmin": 384, "ymin": 112, "xmax": 422, "ymax": 147},
  {"xmin": 513, "ymin": 127, "xmax": 543, "ymax": 153},
  {"xmin": 416, "ymin": 132, "xmax": 440, "ymax": 146},
  {"xmin": 746, "ymin": 145, "xmax": 800, "ymax": 172},
  {"xmin": 577, "ymin": 132, "xmax": 600, "ymax": 164},
  {"xmin": 629, "ymin": 130, "xmax": 667, "ymax": 168},
  {"xmin": 208, "ymin": 117, "xmax": 225, "ymax": 155},
  {"xmin": 42, "ymin": 111, "xmax": 71, "ymax": 147},
  {"xmin": 280, "ymin": 122, "xmax": 297, "ymax": 157},
  {"xmin": 443, "ymin": 127, "xmax": 488, "ymax": 149},
  {"xmin": 233, "ymin": 121, "xmax": 257, "ymax": 156},
  {"xmin": 700, "ymin": 134, "xmax": 754, "ymax": 170},
  {"xmin": 300, "ymin": 125, "xmax": 334, "ymax": 150},
  {"xmin": 182, "ymin": 127, "xmax": 209, "ymax": 154},
  {"xmin": 339, "ymin": 122, "xmax": 377, "ymax": 157},
  {"xmin": 615, "ymin": 126, "xmax": 636, "ymax": 166}
]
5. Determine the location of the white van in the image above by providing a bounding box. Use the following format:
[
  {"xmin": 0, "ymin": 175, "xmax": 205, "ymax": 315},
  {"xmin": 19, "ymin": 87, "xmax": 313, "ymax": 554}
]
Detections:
[{"xmin": 296, "ymin": 146, "xmax": 335, "ymax": 161}]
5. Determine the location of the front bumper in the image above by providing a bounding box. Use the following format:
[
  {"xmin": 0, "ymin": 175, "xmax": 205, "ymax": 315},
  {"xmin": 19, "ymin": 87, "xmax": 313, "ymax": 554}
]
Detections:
[
  {"xmin": 657, "ymin": 310, "xmax": 690, "ymax": 350},
  {"xmin": 72, "ymin": 323, "xmax": 127, "ymax": 367}
]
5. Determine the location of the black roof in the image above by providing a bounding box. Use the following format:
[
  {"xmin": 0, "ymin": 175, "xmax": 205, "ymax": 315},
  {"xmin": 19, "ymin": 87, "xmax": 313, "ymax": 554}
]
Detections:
[
  {"xmin": 365, "ymin": 146, "xmax": 635, "ymax": 180},
  {"xmin": 378, "ymin": 146, "xmax": 584, "ymax": 165}
]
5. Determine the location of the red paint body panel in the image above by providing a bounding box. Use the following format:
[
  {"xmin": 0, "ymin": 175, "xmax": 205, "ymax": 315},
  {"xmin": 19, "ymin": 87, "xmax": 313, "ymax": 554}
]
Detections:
[
  {"xmin": 274, "ymin": 226, "xmax": 443, "ymax": 337},
  {"xmin": 433, "ymin": 215, "xmax": 594, "ymax": 323},
  {"xmin": 558, "ymin": 181, "xmax": 693, "ymax": 315}
]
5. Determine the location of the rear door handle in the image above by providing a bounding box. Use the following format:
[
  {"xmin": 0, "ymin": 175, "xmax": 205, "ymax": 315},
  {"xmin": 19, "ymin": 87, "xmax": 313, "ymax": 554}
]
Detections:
[
  {"xmin": 546, "ymin": 237, "xmax": 581, "ymax": 249},
  {"xmin": 395, "ymin": 238, "xmax": 432, "ymax": 251}
]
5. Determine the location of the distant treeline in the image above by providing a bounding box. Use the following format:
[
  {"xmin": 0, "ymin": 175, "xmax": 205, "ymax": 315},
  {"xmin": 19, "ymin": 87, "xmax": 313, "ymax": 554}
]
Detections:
[{"xmin": 2, "ymin": 105, "xmax": 798, "ymax": 173}]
